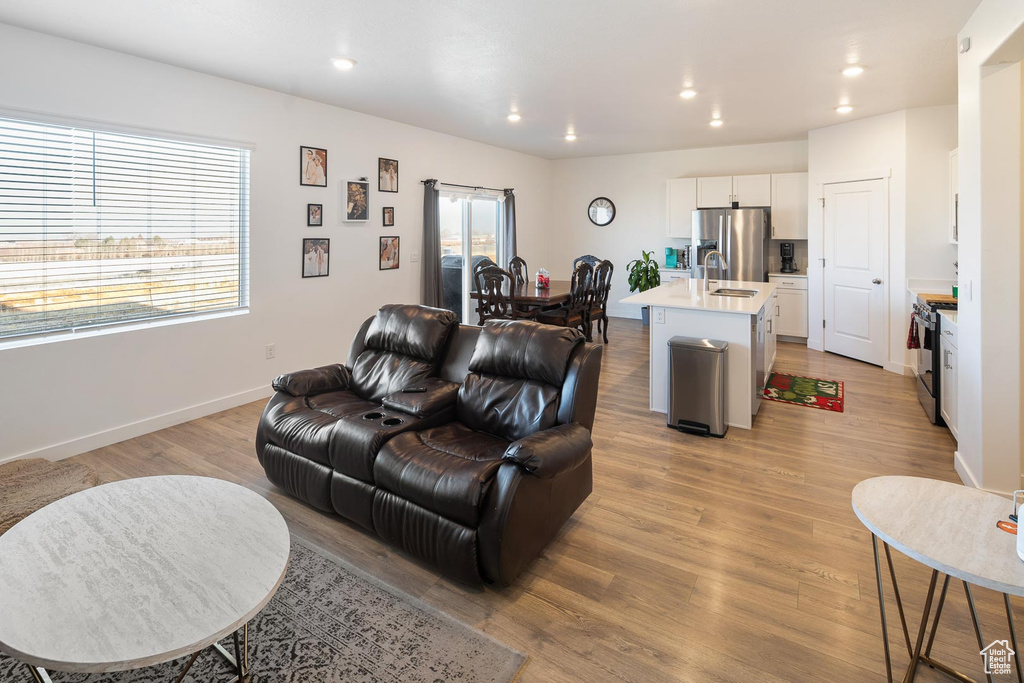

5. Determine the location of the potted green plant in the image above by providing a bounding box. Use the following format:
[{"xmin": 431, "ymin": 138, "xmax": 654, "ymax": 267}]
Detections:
[{"xmin": 627, "ymin": 250, "xmax": 661, "ymax": 325}]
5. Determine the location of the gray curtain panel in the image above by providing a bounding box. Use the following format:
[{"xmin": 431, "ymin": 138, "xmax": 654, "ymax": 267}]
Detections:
[
  {"xmin": 422, "ymin": 179, "xmax": 443, "ymax": 307},
  {"xmin": 503, "ymin": 189, "xmax": 517, "ymax": 264}
]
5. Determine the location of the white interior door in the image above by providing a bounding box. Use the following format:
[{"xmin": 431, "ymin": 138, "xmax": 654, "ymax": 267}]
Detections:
[{"xmin": 823, "ymin": 179, "xmax": 886, "ymax": 366}]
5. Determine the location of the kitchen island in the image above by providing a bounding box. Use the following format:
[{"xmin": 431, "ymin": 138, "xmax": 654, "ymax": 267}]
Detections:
[{"xmin": 621, "ymin": 278, "xmax": 778, "ymax": 430}]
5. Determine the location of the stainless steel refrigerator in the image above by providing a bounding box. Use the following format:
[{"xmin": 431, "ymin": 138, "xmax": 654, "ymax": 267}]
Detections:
[{"xmin": 690, "ymin": 208, "xmax": 770, "ymax": 283}]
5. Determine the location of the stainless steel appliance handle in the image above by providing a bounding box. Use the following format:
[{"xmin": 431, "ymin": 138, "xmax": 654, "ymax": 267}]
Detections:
[
  {"xmin": 913, "ymin": 313, "xmax": 934, "ymax": 330},
  {"xmin": 725, "ymin": 213, "xmax": 731, "ymax": 271}
]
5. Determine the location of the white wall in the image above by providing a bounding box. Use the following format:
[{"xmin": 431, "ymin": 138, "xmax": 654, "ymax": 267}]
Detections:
[
  {"xmin": 547, "ymin": 141, "xmax": 809, "ymax": 319},
  {"xmin": 906, "ymin": 105, "xmax": 959, "ymax": 281},
  {"xmin": 955, "ymin": 1, "xmax": 1024, "ymax": 495},
  {"xmin": 0, "ymin": 23, "xmax": 552, "ymax": 462},
  {"xmin": 805, "ymin": 106, "xmax": 957, "ymax": 374},
  {"xmin": 806, "ymin": 111, "xmax": 909, "ymax": 373}
]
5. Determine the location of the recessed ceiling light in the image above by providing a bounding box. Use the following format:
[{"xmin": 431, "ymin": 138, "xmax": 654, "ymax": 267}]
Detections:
[
  {"xmin": 564, "ymin": 133, "xmax": 577, "ymax": 141},
  {"xmin": 836, "ymin": 105, "xmax": 854, "ymax": 114},
  {"xmin": 679, "ymin": 89, "xmax": 698, "ymax": 99},
  {"xmin": 709, "ymin": 119, "xmax": 724, "ymax": 128},
  {"xmin": 842, "ymin": 65, "xmax": 864, "ymax": 77},
  {"xmin": 331, "ymin": 57, "xmax": 357, "ymax": 71},
  {"xmin": 507, "ymin": 113, "xmax": 521, "ymax": 122}
]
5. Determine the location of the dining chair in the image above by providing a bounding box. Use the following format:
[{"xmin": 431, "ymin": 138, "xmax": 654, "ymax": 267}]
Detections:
[
  {"xmin": 536, "ymin": 262, "xmax": 594, "ymax": 339},
  {"xmin": 508, "ymin": 256, "xmax": 528, "ymax": 288},
  {"xmin": 590, "ymin": 259, "xmax": 614, "ymax": 344},
  {"xmin": 474, "ymin": 265, "xmax": 532, "ymax": 325},
  {"xmin": 573, "ymin": 254, "xmax": 602, "ymax": 271}
]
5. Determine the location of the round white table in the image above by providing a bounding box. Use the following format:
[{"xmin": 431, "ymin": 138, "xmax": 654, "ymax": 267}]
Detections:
[
  {"xmin": 0, "ymin": 475, "xmax": 290, "ymax": 682},
  {"xmin": 853, "ymin": 476, "xmax": 1024, "ymax": 683}
]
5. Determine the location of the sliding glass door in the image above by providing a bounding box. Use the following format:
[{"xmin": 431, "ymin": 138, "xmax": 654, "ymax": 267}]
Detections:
[{"xmin": 438, "ymin": 191, "xmax": 504, "ymax": 324}]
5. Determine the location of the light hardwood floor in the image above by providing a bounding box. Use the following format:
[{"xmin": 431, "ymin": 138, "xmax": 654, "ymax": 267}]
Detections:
[{"xmin": 72, "ymin": 318, "xmax": 1008, "ymax": 682}]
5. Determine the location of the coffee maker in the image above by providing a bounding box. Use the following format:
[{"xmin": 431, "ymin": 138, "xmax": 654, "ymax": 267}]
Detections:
[{"xmin": 780, "ymin": 242, "xmax": 796, "ymax": 273}]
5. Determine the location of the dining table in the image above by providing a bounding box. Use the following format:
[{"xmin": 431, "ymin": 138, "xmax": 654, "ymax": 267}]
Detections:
[{"xmin": 470, "ymin": 279, "xmax": 573, "ymax": 308}]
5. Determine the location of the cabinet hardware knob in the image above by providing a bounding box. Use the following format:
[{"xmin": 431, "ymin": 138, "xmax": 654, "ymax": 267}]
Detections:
[{"xmin": 872, "ymin": 278, "xmax": 883, "ymax": 285}]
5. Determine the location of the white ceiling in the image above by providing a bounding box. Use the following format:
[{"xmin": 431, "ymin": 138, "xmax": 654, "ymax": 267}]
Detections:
[{"xmin": 0, "ymin": 0, "xmax": 980, "ymax": 160}]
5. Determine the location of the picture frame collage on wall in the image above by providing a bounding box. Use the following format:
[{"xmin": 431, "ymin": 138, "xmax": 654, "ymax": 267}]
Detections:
[{"xmin": 299, "ymin": 147, "xmax": 402, "ymax": 276}]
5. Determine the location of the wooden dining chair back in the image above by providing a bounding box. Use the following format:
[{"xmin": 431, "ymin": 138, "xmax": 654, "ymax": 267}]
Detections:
[
  {"xmin": 537, "ymin": 261, "xmax": 594, "ymax": 339},
  {"xmin": 573, "ymin": 254, "xmax": 602, "ymax": 271},
  {"xmin": 508, "ymin": 256, "xmax": 528, "ymax": 288},
  {"xmin": 567, "ymin": 262, "xmax": 595, "ymax": 318},
  {"xmin": 591, "ymin": 260, "xmax": 614, "ymax": 343},
  {"xmin": 474, "ymin": 265, "xmax": 518, "ymax": 324}
]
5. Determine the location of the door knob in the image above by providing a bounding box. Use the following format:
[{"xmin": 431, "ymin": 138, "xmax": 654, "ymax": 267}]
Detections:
[{"xmin": 872, "ymin": 278, "xmax": 883, "ymax": 285}]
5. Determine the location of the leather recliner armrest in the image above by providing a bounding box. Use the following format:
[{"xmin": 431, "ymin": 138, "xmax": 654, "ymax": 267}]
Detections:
[
  {"xmin": 502, "ymin": 423, "xmax": 592, "ymax": 478},
  {"xmin": 382, "ymin": 378, "xmax": 460, "ymax": 418},
  {"xmin": 272, "ymin": 364, "xmax": 351, "ymax": 397}
]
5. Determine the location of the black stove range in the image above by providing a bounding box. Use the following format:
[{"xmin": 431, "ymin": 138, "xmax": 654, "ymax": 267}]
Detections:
[{"xmin": 912, "ymin": 294, "xmax": 957, "ymax": 424}]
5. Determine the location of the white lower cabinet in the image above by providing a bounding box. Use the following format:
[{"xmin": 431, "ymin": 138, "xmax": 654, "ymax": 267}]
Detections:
[
  {"xmin": 768, "ymin": 275, "xmax": 808, "ymax": 338},
  {"xmin": 766, "ymin": 291, "xmax": 778, "ymax": 376},
  {"xmin": 939, "ymin": 320, "xmax": 958, "ymax": 441}
]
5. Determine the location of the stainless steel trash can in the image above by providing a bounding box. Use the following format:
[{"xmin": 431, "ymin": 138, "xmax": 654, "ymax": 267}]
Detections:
[{"xmin": 668, "ymin": 336, "xmax": 728, "ymax": 437}]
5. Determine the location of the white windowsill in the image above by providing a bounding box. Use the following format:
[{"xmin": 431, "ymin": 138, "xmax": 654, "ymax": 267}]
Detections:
[{"xmin": 0, "ymin": 307, "xmax": 250, "ymax": 352}]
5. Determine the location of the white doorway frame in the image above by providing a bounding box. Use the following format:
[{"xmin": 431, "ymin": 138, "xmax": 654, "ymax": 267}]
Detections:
[{"xmin": 808, "ymin": 167, "xmax": 902, "ymax": 374}]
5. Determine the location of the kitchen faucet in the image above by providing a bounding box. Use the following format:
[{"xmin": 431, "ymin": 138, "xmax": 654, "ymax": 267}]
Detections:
[{"xmin": 703, "ymin": 250, "xmax": 728, "ymax": 291}]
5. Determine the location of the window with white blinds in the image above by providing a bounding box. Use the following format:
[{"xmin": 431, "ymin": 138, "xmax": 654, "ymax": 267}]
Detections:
[{"xmin": 0, "ymin": 115, "xmax": 250, "ymax": 341}]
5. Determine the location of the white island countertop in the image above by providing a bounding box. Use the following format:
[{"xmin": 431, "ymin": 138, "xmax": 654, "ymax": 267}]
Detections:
[{"xmin": 621, "ymin": 278, "xmax": 777, "ymax": 315}]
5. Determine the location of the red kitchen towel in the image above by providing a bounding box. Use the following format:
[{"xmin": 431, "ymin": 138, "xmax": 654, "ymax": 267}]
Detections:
[{"xmin": 906, "ymin": 315, "xmax": 920, "ymax": 350}]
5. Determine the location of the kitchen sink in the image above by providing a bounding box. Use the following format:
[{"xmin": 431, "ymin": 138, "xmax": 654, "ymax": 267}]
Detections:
[{"xmin": 710, "ymin": 288, "xmax": 758, "ymax": 298}]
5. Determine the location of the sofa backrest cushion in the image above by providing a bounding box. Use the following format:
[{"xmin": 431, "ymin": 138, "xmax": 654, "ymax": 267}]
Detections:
[
  {"xmin": 350, "ymin": 305, "xmax": 458, "ymax": 402},
  {"xmin": 456, "ymin": 321, "xmax": 583, "ymax": 441},
  {"xmin": 467, "ymin": 320, "xmax": 582, "ymax": 386},
  {"xmin": 364, "ymin": 304, "xmax": 458, "ymax": 360}
]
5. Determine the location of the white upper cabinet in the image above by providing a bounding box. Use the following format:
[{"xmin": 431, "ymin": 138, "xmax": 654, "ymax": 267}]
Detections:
[
  {"xmin": 666, "ymin": 177, "xmax": 697, "ymax": 239},
  {"xmin": 696, "ymin": 176, "xmax": 734, "ymax": 208},
  {"xmin": 696, "ymin": 175, "xmax": 772, "ymax": 208},
  {"xmin": 949, "ymin": 148, "xmax": 959, "ymax": 245},
  {"xmin": 732, "ymin": 174, "xmax": 772, "ymax": 207},
  {"xmin": 769, "ymin": 172, "xmax": 808, "ymax": 240}
]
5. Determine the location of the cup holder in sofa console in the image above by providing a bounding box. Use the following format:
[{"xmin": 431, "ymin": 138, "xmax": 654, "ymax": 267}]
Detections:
[
  {"xmin": 362, "ymin": 412, "xmax": 385, "ymax": 421},
  {"xmin": 381, "ymin": 417, "xmax": 404, "ymax": 427}
]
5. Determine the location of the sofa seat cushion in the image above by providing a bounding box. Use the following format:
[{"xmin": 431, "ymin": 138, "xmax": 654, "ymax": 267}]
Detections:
[
  {"xmin": 374, "ymin": 423, "xmax": 509, "ymax": 527},
  {"xmin": 258, "ymin": 394, "xmax": 350, "ymax": 466}
]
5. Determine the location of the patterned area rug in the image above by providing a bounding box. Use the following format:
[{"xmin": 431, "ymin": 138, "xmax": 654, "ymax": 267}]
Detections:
[
  {"xmin": 0, "ymin": 539, "xmax": 527, "ymax": 683},
  {"xmin": 763, "ymin": 372, "xmax": 844, "ymax": 412}
]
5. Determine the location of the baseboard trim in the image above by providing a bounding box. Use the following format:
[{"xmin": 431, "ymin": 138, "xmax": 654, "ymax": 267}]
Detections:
[
  {"xmin": 954, "ymin": 450, "xmax": 979, "ymax": 489},
  {"xmin": 1, "ymin": 386, "xmax": 272, "ymax": 466},
  {"xmin": 884, "ymin": 361, "xmax": 911, "ymax": 376},
  {"xmin": 954, "ymin": 450, "xmax": 1014, "ymax": 500}
]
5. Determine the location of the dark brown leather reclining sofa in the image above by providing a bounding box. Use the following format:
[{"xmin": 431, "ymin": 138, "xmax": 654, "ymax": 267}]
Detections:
[{"xmin": 256, "ymin": 304, "xmax": 603, "ymax": 585}]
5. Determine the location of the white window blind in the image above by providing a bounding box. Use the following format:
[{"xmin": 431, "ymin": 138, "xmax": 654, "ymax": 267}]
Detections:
[{"xmin": 0, "ymin": 116, "xmax": 250, "ymax": 341}]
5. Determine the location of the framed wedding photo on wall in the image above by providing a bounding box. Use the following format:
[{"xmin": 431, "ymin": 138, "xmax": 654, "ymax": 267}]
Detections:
[
  {"xmin": 382, "ymin": 207, "xmax": 394, "ymax": 227},
  {"xmin": 302, "ymin": 238, "xmax": 330, "ymax": 278},
  {"xmin": 307, "ymin": 203, "xmax": 323, "ymax": 226},
  {"xmin": 379, "ymin": 236, "xmax": 400, "ymax": 270},
  {"xmin": 378, "ymin": 158, "xmax": 398, "ymax": 193},
  {"xmin": 345, "ymin": 180, "xmax": 369, "ymax": 222},
  {"xmin": 300, "ymin": 147, "xmax": 327, "ymax": 186}
]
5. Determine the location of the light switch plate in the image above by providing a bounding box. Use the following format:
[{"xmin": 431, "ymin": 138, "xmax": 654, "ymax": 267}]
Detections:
[{"xmin": 410, "ymin": 251, "xmax": 420, "ymax": 263}]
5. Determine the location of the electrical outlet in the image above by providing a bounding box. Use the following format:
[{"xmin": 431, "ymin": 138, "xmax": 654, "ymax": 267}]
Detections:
[
  {"xmin": 265, "ymin": 344, "xmax": 276, "ymax": 360},
  {"xmin": 410, "ymin": 251, "xmax": 420, "ymax": 263},
  {"xmin": 654, "ymin": 309, "xmax": 665, "ymax": 324}
]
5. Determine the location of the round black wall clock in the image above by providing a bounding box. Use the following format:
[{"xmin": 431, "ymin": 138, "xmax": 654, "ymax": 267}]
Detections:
[{"xmin": 588, "ymin": 197, "xmax": 616, "ymax": 226}]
